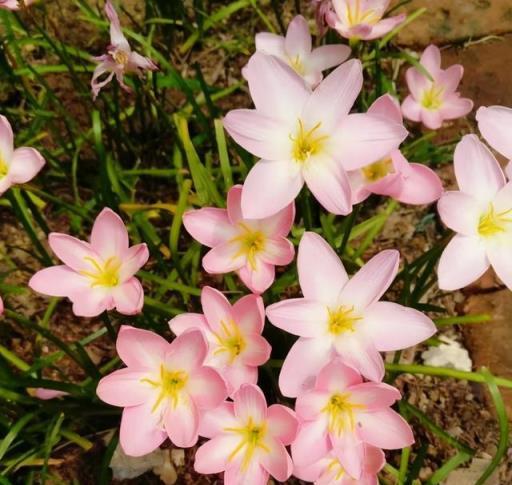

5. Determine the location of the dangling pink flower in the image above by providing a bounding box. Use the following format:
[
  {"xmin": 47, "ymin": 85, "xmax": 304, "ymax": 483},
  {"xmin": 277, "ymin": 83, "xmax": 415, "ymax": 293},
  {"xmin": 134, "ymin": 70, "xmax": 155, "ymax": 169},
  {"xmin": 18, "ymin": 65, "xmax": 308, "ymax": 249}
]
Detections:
[
  {"xmin": 0, "ymin": 116, "xmax": 45, "ymax": 196},
  {"xmin": 250, "ymin": 15, "xmax": 350, "ymax": 88},
  {"xmin": 183, "ymin": 184, "xmax": 295, "ymax": 294},
  {"xmin": 437, "ymin": 134, "xmax": 512, "ymax": 290},
  {"xmin": 266, "ymin": 232, "xmax": 436, "ymax": 397},
  {"xmin": 194, "ymin": 384, "xmax": 298, "ymax": 485},
  {"xmin": 224, "ymin": 53, "xmax": 407, "ymax": 219},
  {"xmin": 312, "ymin": 0, "xmax": 334, "ymax": 36},
  {"xmin": 348, "ymin": 94, "xmax": 442, "ymax": 205},
  {"xmin": 29, "ymin": 208, "xmax": 149, "ymax": 317},
  {"xmin": 0, "ymin": 0, "xmax": 34, "ymax": 10},
  {"xmin": 97, "ymin": 326, "xmax": 227, "ymax": 456},
  {"xmin": 326, "ymin": 0, "xmax": 405, "ymax": 41},
  {"xmin": 292, "ymin": 359, "xmax": 412, "ymax": 479},
  {"xmin": 169, "ymin": 286, "xmax": 271, "ymax": 395},
  {"xmin": 401, "ymin": 45, "xmax": 473, "ymax": 130},
  {"xmin": 91, "ymin": 0, "xmax": 157, "ymax": 99}
]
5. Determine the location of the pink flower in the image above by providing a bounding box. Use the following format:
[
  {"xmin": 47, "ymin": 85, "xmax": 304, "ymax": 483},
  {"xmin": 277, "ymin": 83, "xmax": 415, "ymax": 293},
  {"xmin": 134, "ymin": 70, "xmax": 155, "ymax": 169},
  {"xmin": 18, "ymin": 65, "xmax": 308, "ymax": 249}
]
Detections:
[
  {"xmin": 326, "ymin": 0, "xmax": 406, "ymax": 41},
  {"xmin": 294, "ymin": 444, "xmax": 384, "ymax": 484},
  {"xmin": 251, "ymin": 15, "xmax": 350, "ymax": 88},
  {"xmin": 292, "ymin": 359, "xmax": 413, "ymax": 479},
  {"xmin": 194, "ymin": 384, "xmax": 298, "ymax": 484},
  {"xmin": 183, "ymin": 185, "xmax": 295, "ymax": 294},
  {"xmin": 437, "ymin": 134, "xmax": 512, "ymax": 290},
  {"xmin": 91, "ymin": 0, "xmax": 157, "ymax": 99},
  {"xmin": 29, "ymin": 208, "xmax": 149, "ymax": 317},
  {"xmin": 348, "ymin": 94, "xmax": 443, "ymax": 205},
  {"xmin": 266, "ymin": 232, "xmax": 436, "ymax": 397},
  {"xmin": 0, "ymin": 0, "xmax": 34, "ymax": 10},
  {"xmin": 0, "ymin": 115, "xmax": 45, "ymax": 195},
  {"xmin": 33, "ymin": 389, "xmax": 68, "ymax": 400},
  {"xmin": 169, "ymin": 286, "xmax": 271, "ymax": 395},
  {"xmin": 312, "ymin": 0, "xmax": 334, "ymax": 36},
  {"xmin": 97, "ymin": 326, "xmax": 227, "ymax": 456},
  {"xmin": 224, "ymin": 53, "xmax": 407, "ymax": 218},
  {"xmin": 401, "ymin": 45, "xmax": 473, "ymax": 130}
]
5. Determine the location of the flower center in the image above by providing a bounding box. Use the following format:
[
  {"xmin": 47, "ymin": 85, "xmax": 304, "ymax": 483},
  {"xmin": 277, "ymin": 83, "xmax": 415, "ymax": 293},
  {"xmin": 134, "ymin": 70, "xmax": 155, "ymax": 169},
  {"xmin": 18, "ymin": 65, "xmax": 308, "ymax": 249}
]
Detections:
[
  {"xmin": 211, "ymin": 319, "xmax": 246, "ymax": 364},
  {"xmin": 323, "ymin": 393, "xmax": 364, "ymax": 436},
  {"xmin": 112, "ymin": 49, "xmax": 130, "ymax": 66},
  {"xmin": 80, "ymin": 256, "xmax": 122, "ymax": 287},
  {"xmin": 346, "ymin": 0, "xmax": 379, "ymax": 26},
  {"xmin": 327, "ymin": 306, "xmax": 361, "ymax": 335},
  {"xmin": 290, "ymin": 119, "xmax": 328, "ymax": 164},
  {"xmin": 141, "ymin": 365, "xmax": 188, "ymax": 412},
  {"xmin": 231, "ymin": 223, "xmax": 266, "ymax": 271},
  {"xmin": 478, "ymin": 203, "xmax": 512, "ymax": 237},
  {"xmin": 0, "ymin": 154, "xmax": 8, "ymax": 179},
  {"xmin": 289, "ymin": 55, "xmax": 305, "ymax": 75},
  {"xmin": 225, "ymin": 417, "xmax": 270, "ymax": 471},
  {"xmin": 361, "ymin": 157, "xmax": 394, "ymax": 182},
  {"xmin": 421, "ymin": 84, "xmax": 444, "ymax": 110}
]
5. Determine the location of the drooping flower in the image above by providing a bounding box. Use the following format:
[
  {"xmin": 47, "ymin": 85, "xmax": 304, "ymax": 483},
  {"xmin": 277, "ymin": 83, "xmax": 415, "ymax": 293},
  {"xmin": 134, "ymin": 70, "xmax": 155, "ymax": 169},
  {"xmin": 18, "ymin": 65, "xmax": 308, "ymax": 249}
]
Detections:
[
  {"xmin": 326, "ymin": 0, "xmax": 406, "ymax": 41},
  {"xmin": 250, "ymin": 15, "xmax": 350, "ymax": 88},
  {"xmin": 91, "ymin": 0, "xmax": 157, "ymax": 99},
  {"xmin": 0, "ymin": 0, "xmax": 34, "ymax": 10},
  {"xmin": 182, "ymin": 184, "xmax": 295, "ymax": 294},
  {"xmin": 348, "ymin": 94, "xmax": 443, "ymax": 205},
  {"xmin": 194, "ymin": 384, "xmax": 298, "ymax": 485},
  {"xmin": 312, "ymin": 0, "xmax": 334, "ymax": 36},
  {"xmin": 97, "ymin": 326, "xmax": 227, "ymax": 456},
  {"xmin": 224, "ymin": 53, "xmax": 407, "ymax": 219},
  {"xmin": 169, "ymin": 286, "xmax": 271, "ymax": 395},
  {"xmin": 29, "ymin": 208, "xmax": 149, "ymax": 317},
  {"xmin": 0, "ymin": 115, "xmax": 45, "ymax": 196},
  {"xmin": 266, "ymin": 232, "xmax": 436, "ymax": 397},
  {"xmin": 437, "ymin": 134, "xmax": 512, "ymax": 290},
  {"xmin": 401, "ymin": 45, "xmax": 473, "ymax": 130},
  {"xmin": 292, "ymin": 359, "xmax": 413, "ymax": 479}
]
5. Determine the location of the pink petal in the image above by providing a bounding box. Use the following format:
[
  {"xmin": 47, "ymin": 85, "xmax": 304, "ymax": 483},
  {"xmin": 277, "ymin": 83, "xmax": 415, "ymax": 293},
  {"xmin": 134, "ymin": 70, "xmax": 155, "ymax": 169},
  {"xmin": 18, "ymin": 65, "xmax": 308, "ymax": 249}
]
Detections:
[
  {"xmin": 194, "ymin": 435, "xmax": 236, "ymax": 473},
  {"xmin": 334, "ymin": 431, "xmax": 365, "ymax": 479},
  {"xmin": 105, "ymin": 0, "xmax": 130, "ymax": 50},
  {"xmin": 401, "ymin": 95, "xmax": 422, "ymax": 122},
  {"xmin": 0, "ymin": 115, "xmax": 13, "ymax": 161},
  {"xmin": 96, "ymin": 368, "xmax": 152, "ymax": 406},
  {"xmin": 91, "ymin": 61, "xmax": 115, "ymax": 100},
  {"xmin": 438, "ymin": 64, "xmax": 463, "ymax": 93},
  {"xmin": 183, "ymin": 208, "xmax": 234, "ymax": 248},
  {"xmin": 267, "ymin": 404, "xmax": 298, "ymax": 445},
  {"xmin": 33, "ymin": 389, "xmax": 68, "ymax": 400},
  {"xmin": 440, "ymin": 95, "xmax": 473, "ymax": 120},
  {"xmin": 48, "ymin": 233, "xmax": 99, "ymax": 272},
  {"xmin": 201, "ymin": 286, "xmax": 233, "ymax": 333},
  {"xmin": 358, "ymin": 409, "xmax": 414, "ymax": 449},
  {"xmin": 316, "ymin": 358, "xmax": 363, "ymax": 392},
  {"xmin": 71, "ymin": 288, "xmax": 110, "ymax": 317},
  {"xmin": 266, "ymin": 298, "xmax": 326, "ymax": 337},
  {"xmin": 405, "ymin": 68, "xmax": 429, "ymax": 103},
  {"xmin": 291, "ymin": 419, "xmax": 330, "ymax": 467},
  {"xmin": 238, "ymin": 260, "xmax": 275, "ymax": 294},
  {"xmin": 169, "ymin": 312, "xmax": 208, "ymax": 336},
  {"xmin": 364, "ymin": 445, "xmax": 386, "ymax": 474},
  {"xmin": 112, "ymin": 278, "xmax": 144, "ymax": 315},
  {"xmin": 308, "ymin": 44, "xmax": 351, "ymax": 72},
  {"xmin": 118, "ymin": 243, "xmax": 149, "ymax": 281},
  {"xmin": 240, "ymin": 333, "xmax": 271, "ymax": 366},
  {"xmin": 233, "ymin": 383, "xmax": 267, "ymax": 422},
  {"xmin": 476, "ymin": 105, "xmax": 512, "ymax": 160},
  {"xmin": 164, "ymin": 400, "xmax": 199, "ymax": 448},
  {"xmin": 202, "ymin": 240, "xmax": 246, "ymax": 274},
  {"xmin": 198, "ymin": 401, "xmax": 236, "ymax": 438},
  {"xmin": 363, "ymin": 14, "xmax": 406, "ymax": 40},
  {"xmin": 487, "ymin": 243, "xmax": 512, "ymax": 290},
  {"xmin": 224, "ymin": 461, "xmax": 269, "ymax": 485},
  {"xmin": 29, "ymin": 266, "xmax": 89, "ymax": 297},
  {"xmin": 226, "ymin": 184, "xmax": 243, "ymax": 224},
  {"xmin": 395, "ymin": 162, "xmax": 443, "ymax": 205},
  {"xmin": 8, "ymin": 147, "xmax": 45, "ymax": 184},
  {"xmin": 260, "ymin": 436, "xmax": 293, "ymax": 481},
  {"xmin": 255, "ymin": 32, "xmax": 286, "ymax": 58},
  {"xmin": 232, "ymin": 294, "xmax": 265, "ymax": 334},
  {"xmin": 223, "ymin": 365, "xmax": 258, "ymax": 395},
  {"xmin": 188, "ymin": 366, "xmax": 227, "ymax": 410},
  {"xmin": 368, "ymin": 94, "xmax": 403, "ymax": 124},
  {"xmin": 420, "ymin": 44, "xmax": 442, "ymax": 76},
  {"xmin": 260, "ymin": 201, "xmax": 295, "ymax": 238},
  {"xmin": 437, "ymin": 191, "xmax": 481, "ymax": 236},
  {"xmin": 259, "ymin": 237, "xmax": 294, "ymax": 266},
  {"xmin": 166, "ymin": 330, "xmax": 207, "ymax": 372},
  {"xmin": 348, "ymin": 382, "xmax": 401, "ymax": 410},
  {"xmin": 335, "ymin": 336, "xmax": 385, "ymax": 382},
  {"xmin": 420, "ymin": 109, "xmax": 443, "ymax": 130},
  {"xmin": 117, "ymin": 325, "xmax": 168, "ymax": 368},
  {"xmin": 128, "ymin": 51, "xmax": 157, "ymax": 71},
  {"xmin": 298, "ymin": 231, "xmax": 348, "ymax": 304},
  {"xmin": 295, "ymin": 390, "xmax": 330, "ymax": 420},
  {"xmin": 90, "ymin": 208, "xmax": 129, "ymax": 259},
  {"xmin": 285, "ymin": 15, "xmax": 311, "ymax": 58},
  {"xmin": 364, "ymin": 301, "xmax": 436, "ymax": 351}
]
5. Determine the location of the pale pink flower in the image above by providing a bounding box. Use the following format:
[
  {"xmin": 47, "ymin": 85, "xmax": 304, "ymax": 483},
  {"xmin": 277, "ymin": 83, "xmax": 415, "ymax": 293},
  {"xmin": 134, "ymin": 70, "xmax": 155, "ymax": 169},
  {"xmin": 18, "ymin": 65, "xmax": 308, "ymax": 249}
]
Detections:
[
  {"xmin": 326, "ymin": 0, "xmax": 405, "ymax": 41},
  {"xmin": 97, "ymin": 326, "xmax": 227, "ymax": 456},
  {"xmin": 91, "ymin": 0, "xmax": 157, "ymax": 99},
  {"xmin": 195, "ymin": 384, "xmax": 298, "ymax": 485},
  {"xmin": 33, "ymin": 389, "xmax": 68, "ymax": 400},
  {"xmin": 183, "ymin": 185, "xmax": 295, "ymax": 294},
  {"xmin": 169, "ymin": 286, "xmax": 271, "ymax": 395},
  {"xmin": 250, "ymin": 15, "xmax": 350, "ymax": 88},
  {"xmin": 402, "ymin": 45, "xmax": 473, "ymax": 130},
  {"xmin": 224, "ymin": 53, "xmax": 407, "ymax": 218},
  {"xmin": 292, "ymin": 359, "xmax": 412, "ymax": 479},
  {"xmin": 0, "ymin": 115, "xmax": 45, "ymax": 196},
  {"xmin": 0, "ymin": 0, "xmax": 34, "ymax": 10},
  {"xmin": 294, "ymin": 444, "xmax": 384, "ymax": 484},
  {"xmin": 437, "ymin": 134, "xmax": 512, "ymax": 290},
  {"xmin": 348, "ymin": 94, "xmax": 442, "ymax": 205},
  {"xmin": 29, "ymin": 208, "xmax": 149, "ymax": 317},
  {"xmin": 266, "ymin": 232, "xmax": 436, "ymax": 397},
  {"xmin": 312, "ymin": 0, "xmax": 334, "ymax": 36}
]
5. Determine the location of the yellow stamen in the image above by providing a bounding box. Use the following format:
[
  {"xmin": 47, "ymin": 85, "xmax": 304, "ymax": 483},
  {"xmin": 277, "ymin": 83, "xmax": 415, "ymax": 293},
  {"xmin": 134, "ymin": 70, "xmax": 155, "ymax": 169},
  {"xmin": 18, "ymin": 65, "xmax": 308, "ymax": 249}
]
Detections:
[
  {"xmin": 79, "ymin": 256, "xmax": 122, "ymax": 287},
  {"xmin": 421, "ymin": 84, "xmax": 444, "ymax": 110},
  {"xmin": 230, "ymin": 223, "xmax": 266, "ymax": 271},
  {"xmin": 478, "ymin": 203, "xmax": 512, "ymax": 237},
  {"xmin": 211, "ymin": 319, "xmax": 246, "ymax": 364},
  {"xmin": 0, "ymin": 154, "xmax": 8, "ymax": 179},
  {"xmin": 289, "ymin": 55, "xmax": 305, "ymax": 75},
  {"xmin": 141, "ymin": 365, "xmax": 188, "ymax": 412},
  {"xmin": 326, "ymin": 458, "xmax": 346, "ymax": 481},
  {"xmin": 112, "ymin": 49, "xmax": 130, "ymax": 66},
  {"xmin": 361, "ymin": 157, "xmax": 394, "ymax": 182},
  {"xmin": 290, "ymin": 119, "xmax": 329, "ymax": 164},
  {"xmin": 322, "ymin": 393, "xmax": 364, "ymax": 436},
  {"xmin": 346, "ymin": 0, "xmax": 379, "ymax": 26},
  {"xmin": 327, "ymin": 306, "xmax": 361, "ymax": 335}
]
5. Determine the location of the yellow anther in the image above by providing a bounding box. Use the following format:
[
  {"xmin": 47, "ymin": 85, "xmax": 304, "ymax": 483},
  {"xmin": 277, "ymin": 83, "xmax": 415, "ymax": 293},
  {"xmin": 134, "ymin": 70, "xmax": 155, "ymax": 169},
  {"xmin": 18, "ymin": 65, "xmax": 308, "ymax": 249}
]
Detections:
[
  {"xmin": 327, "ymin": 306, "xmax": 361, "ymax": 335},
  {"xmin": 478, "ymin": 204, "xmax": 512, "ymax": 237}
]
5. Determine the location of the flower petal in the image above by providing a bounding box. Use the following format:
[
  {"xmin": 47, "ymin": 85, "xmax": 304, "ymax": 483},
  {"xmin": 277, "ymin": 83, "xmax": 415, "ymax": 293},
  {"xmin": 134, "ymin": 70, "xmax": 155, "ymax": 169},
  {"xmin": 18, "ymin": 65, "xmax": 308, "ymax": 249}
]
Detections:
[
  {"xmin": 194, "ymin": 435, "xmax": 237, "ymax": 473},
  {"xmin": 368, "ymin": 94, "xmax": 403, "ymax": 124},
  {"xmin": 291, "ymin": 419, "xmax": 330, "ymax": 467},
  {"xmin": 260, "ymin": 437, "xmax": 293, "ymax": 482},
  {"xmin": 476, "ymin": 105, "xmax": 512, "ymax": 160},
  {"xmin": 105, "ymin": 0, "xmax": 130, "ymax": 50},
  {"xmin": 267, "ymin": 404, "xmax": 298, "ymax": 445},
  {"xmin": 335, "ymin": 336, "xmax": 385, "ymax": 382},
  {"xmin": 118, "ymin": 243, "xmax": 149, "ymax": 281},
  {"xmin": 0, "ymin": 115, "xmax": 13, "ymax": 161},
  {"xmin": 358, "ymin": 409, "xmax": 414, "ymax": 449},
  {"xmin": 202, "ymin": 240, "xmax": 246, "ymax": 274},
  {"xmin": 401, "ymin": 95, "xmax": 422, "ymax": 122},
  {"xmin": 164, "ymin": 399, "xmax": 199, "ymax": 448},
  {"xmin": 8, "ymin": 147, "xmax": 45, "ymax": 184},
  {"xmin": 48, "ymin": 233, "xmax": 99, "ymax": 272},
  {"xmin": 241, "ymin": 333, "xmax": 271, "ymax": 367},
  {"xmin": 198, "ymin": 401, "xmax": 236, "ymax": 438},
  {"xmin": 255, "ymin": 32, "xmax": 286, "ymax": 58},
  {"xmin": 112, "ymin": 278, "xmax": 144, "ymax": 315},
  {"xmin": 437, "ymin": 191, "xmax": 481, "ymax": 235},
  {"xmin": 29, "ymin": 266, "xmax": 89, "ymax": 297},
  {"xmin": 183, "ymin": 208, "xmax": 235, "ymax": 248},
  {"xmin": 233, "ymin": 383, "xmax": 267, "ymax": 423},
  {"xmin": 394, "ymin": 162, "xmax": 443, "ymax": 205},
  {"xmin": 201, "ymin": 286, "xmax": 233, "ymax": 333},
  {"xmin": 117, "ymin": 325, "xmax": 168, "ymax": 368},
  {"xmin": 316, "ymin": 358, "xmax": 363, "ymax": 392},
  {"xmin": 238, "ymin": 260, "xmax": 275, "ymax": 294},
  {"xmin": 440, "ymin": 95, "xmax": 473, "ymax": 121},
  {"xmin": 71, "ymin": 288, "xmax": 110, "ymax": 317},
  {"xmin": 260, "ymin": 201, "xmax": 295, "ymax": 238},
  {"xmin": 169, "ymin": 312, "xmax": 208, "ymax": 336},
  {"xmin": 420, "ymin": 44, "xmax": 442, "ymax": 76},
  {"xmin": 188, "ymin": 367, "xmax": 227, "ymax": 410},
  {"xmin": 166, "ymin": 330, "xmax": 208, "ymax": 372},
  {"xmin": 308, "ymin": 44, "xmax": 351, "ymax": 72},
  {"xmin": 232, "ymin": 294, "xmax": 265, "ymax": 334},
  {"xmin": 285, "ymin": 15, "xmax": 311, "ymax": 58},
  {"xmin": 259, "ymin": 237, "xmax": 294, "ymax": 266},
  {"xmin": 266, "ymin": 298, "xmax": 326, "ymax": 337},
  {"xmin": 96, "ymin": 368, "xmax": 152, "ymax": 407},
  {"xmin": 90, "ymin": 208, "xmax": 129, "ymax": 259},
  {"xmin": 226, "ymin": 184, "xmax": 243, "ymax": 224},
  {"xmin": 348, "ymin": 382, "xmax": 401, "ymax": 410},
  {"xmin": 487, "ymin": 242, "xmax": 512, "ymax": 290}
]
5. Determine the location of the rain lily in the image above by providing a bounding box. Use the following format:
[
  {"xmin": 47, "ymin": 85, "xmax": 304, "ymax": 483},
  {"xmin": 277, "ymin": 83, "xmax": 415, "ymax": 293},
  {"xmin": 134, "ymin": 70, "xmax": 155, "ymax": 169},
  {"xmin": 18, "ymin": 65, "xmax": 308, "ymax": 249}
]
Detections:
[
  {"xmin": 91, "ymin": 0, "xmax": 157, "ymax": 99},
  {"xmin": 437, "ymin": 134, "xmax": 512, "ymax": 290},
  {"xmin": 312, "ymin": 0, "xmax": 334, "ymax": 36},
  {"xmin": 348, "ymin": 94, "xmax": 443, "ymax": 205},
  {"xmin": 29, "ymin": 208, "xmax": 149, "ymax": 317},
  {"xmin": 251, "ymin": 15, "xmax": 350, "ymax": 88},
  {"xmin": 169, "ymin": 286, "xmax": 271, "ymax": 395},
  {"xmin": 195, "ymin": 384, "xmax": 298, "ymax": 484},
  {"xmin": 224, "ymin": 53, "xmax": 407, "ymax": 218},
  {"xmin": 266, "ymin": 232, "xmax": 436, "ymax": 396},
  {"xmin": 182, "ymin": 184, "xmax": 295, "ymax": 294},
  {"xmin": 0, "ymin": 115, "xmax": 45, "ymax": 196},
  {"xmin": 402, "ymin": 44, "xmax": 473, "ymax": 129},
  {"xmin": 326, "ymin": 0, "xmax": 406, "ymax": 41},
  {"xmin": 0, "ymin": 0, "xmax": 34, "ymax": 10},
  {"xmin": 292, "ymin": 359, "xmax": 413, "ymax": 478},
  {"xmin": 97, "ymin": 326, "xmax": 227, "ymax": 456}
]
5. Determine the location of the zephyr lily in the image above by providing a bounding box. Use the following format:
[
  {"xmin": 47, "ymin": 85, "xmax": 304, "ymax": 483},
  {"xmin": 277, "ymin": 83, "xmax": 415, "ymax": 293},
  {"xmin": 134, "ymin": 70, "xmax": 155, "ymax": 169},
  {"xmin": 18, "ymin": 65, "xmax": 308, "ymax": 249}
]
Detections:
[
  {"xmin": 0, "ymin": 0, "xmax": 34, "ymax": 10},
  {"xmin": 437, "ymin": 134, "xmax": 512, "ymax": 290},
  {"xmin": 224, "ymin": 53, "xmax": 407, "ymax": 219},
  {"xmin": 402, "ymin": 45, "xmax": 473, "ymax": 130},
  {"xmin": 266, "ymin": 232, "xmax": 436, "ymax": 397},
  {"xmin": 97, "ymin": 326, "xmax": 227, "ymax": 456},
  {"xmin": 183, "ymin": 185, "xmax": 295, "ymax": 294},
  {"xmin": 195, "ymin": 384, "xmax": 298, "ymax": 485},
  {"xmin": 29, "ymin": 208, "xmax": 149, "ymax": 317},
  {"xmin": 91, "ymin": 0, "xmax": 157, "ymax": 99},
  {"xmin": 348, "ymin": 94, "xmax": 443, "ymax": 205},
  {"xmin": 294, "ymin": 445, "xmax": 384, "ymax": 485},
  {"xmin": 169, "ymin": 286, "xmax": 271, "ymax": 395},
  {"xmin": 326, "ymin": 0, "xmax": 405, "ymax": 41},
  {"xmin": 0, "ymin": 116, "xmax": 45, "ymax": 196},
  {"xmin": 292, "ymin": 359, "xmax": 412, "ymax": 478},
  {"xmin": 251, "ymin": 15, "xmax": 350, "ymax": 88}
]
